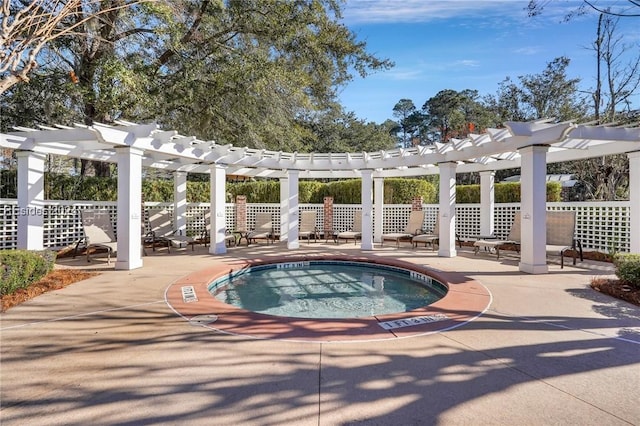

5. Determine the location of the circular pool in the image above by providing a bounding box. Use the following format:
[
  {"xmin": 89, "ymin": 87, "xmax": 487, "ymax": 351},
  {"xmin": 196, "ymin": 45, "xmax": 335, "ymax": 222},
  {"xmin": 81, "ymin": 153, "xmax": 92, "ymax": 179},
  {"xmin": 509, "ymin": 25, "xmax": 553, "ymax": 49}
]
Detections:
[
  {"xmin": 209, "ymin": 260, "xmax": 448, "ymax": 319},
  {"xmin": 165, "ymin": 255, "xmax": 491, "ymax": 342}
]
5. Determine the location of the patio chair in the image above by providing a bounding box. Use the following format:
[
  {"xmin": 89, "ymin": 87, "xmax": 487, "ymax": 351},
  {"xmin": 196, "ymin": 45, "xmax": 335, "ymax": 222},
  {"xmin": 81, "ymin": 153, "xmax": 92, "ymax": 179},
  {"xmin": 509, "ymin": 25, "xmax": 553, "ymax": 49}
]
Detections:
[
  {"xmin": 148, "ymin": 209, "xmax": 195, "ymax": 253},
  {"xmin": 473, "ymin": 212, "xmax": 521, "ymax": 259},
  {"xmin": 382, "ymin": 210, "xmax": 425, "ymax": 248},
  {"xmin": 246, "ymin": 212, "xmax": 274, "ymax": 245},
  {"xmin": 545, "ymin": 210, "xmax": 583, "ymax": 268},
  {"xmin": 189, "ymin": 211, "xmax": 236, "ymax": 249},
  {"xmin": 299, "ymin": 210, "xmax": 319, "ymax": 243},
  {"xmin": 412, "ymin": 216, "xmax": 439, "ymax": 250},
  {"xmin": 337, "ymin": 212, "xmax": 362, "ymax": 244},
  {"xmin": 79, "ymin": 209, "xmax": 118, "ymax": 264}
]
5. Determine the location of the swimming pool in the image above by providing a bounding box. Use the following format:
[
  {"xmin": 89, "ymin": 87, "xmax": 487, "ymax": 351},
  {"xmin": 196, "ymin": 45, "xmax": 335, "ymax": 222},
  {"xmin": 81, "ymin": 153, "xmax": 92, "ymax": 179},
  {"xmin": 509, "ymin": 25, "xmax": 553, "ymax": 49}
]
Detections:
[
  {"xmin": 208, "ymin": 261, "xmax": 448, "ymax": 319},
  {"xmin": 166, "ymin": 254, "xmax": 491, "ymax": 342}
]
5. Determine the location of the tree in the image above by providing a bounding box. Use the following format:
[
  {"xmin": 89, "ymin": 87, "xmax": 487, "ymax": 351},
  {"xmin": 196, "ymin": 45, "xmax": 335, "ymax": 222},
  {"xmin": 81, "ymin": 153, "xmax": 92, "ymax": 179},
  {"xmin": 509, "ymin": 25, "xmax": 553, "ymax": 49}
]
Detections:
[
  {"xmin": 392, "ymin": 99, "xmax": 420, "ymax": 148},
  {"xmin": 298, "ymin": 107, "xmax": 395, "ymax": 153},
  {"xmin": 527, "ymin": 1, "xmax": 640, "ymax": 19},
  {"xmin": 593, "ymin": 15, "xmax": 640, "ymax": 122},
  {"xmin": 520, "ymin": 57, "xmax": 585, "ymax": 120},
  {"xmin": 0, "ymin": 0, "xmax": 148, "ymax": 95},
  {"xmin": 485, "ymin": 57, "xmax": 586, "ymax": 122},
  {"xmin": 2, "ymin": 0, "xmax": 393, "ymax": 176},
  {"xmin": 422, "ymin": 89, "xmax": 490, "ymax": 142}
]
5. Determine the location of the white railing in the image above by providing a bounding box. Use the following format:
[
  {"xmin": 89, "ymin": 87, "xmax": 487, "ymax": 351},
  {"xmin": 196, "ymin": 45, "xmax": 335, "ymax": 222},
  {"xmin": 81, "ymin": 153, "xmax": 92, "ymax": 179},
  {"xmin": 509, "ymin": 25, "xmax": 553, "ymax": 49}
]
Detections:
[{"xmin": 0, "ymin": 199, "xmax": 631, "ymax": 253}]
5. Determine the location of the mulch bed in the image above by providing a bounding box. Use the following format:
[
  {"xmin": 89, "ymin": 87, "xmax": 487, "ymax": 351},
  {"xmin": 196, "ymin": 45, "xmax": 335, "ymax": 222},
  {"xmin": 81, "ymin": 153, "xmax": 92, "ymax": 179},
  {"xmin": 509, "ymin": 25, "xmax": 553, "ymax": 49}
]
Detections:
[
  {"xmin": 1, "ymin": 269, "xmax": 98, "ymax": 312},
  {"xmin": 590, "ymin": 278, "xmax": 640, "ymax": 307}
]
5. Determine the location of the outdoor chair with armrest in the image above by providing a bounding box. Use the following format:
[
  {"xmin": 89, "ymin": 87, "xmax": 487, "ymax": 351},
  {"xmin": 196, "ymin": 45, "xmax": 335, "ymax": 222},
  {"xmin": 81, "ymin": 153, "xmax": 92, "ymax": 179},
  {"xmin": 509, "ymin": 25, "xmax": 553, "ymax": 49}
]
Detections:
[
  {"xmin": 78, "ymin": 209, "xmax": 118, "ymax": 264},
  {"xmin": 148, "ymin": 209, "xmax": 195, "ymax": 253},
  {"xmin": 246, "ymin": 212, "xmax": 274, "ymax": 245},
  {"xmin": 545, "ymin": 210, "xmax": 583, "ymax": 268},
  {"xmin": 299, "ymin": 210, "xmax": 319, "ymax": 243},
  {"xmin": 337, "ymin": 212, "xmax": 362, "ymax": 244},
  {"xmin": 473, "ymin": 212, "xmax": 521, "ymax": 259},
  {"xmin": 382, "ymin": 210, "xmax": 425, "ymax": 248}
]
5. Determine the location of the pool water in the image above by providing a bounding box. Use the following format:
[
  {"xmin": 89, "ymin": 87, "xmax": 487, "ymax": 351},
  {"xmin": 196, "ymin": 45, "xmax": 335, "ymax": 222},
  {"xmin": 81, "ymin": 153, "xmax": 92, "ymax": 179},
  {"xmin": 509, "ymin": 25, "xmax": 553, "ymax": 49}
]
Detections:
[{"xmin": 209, "ymin": 261, "xmax": 447, "ymax": 319}]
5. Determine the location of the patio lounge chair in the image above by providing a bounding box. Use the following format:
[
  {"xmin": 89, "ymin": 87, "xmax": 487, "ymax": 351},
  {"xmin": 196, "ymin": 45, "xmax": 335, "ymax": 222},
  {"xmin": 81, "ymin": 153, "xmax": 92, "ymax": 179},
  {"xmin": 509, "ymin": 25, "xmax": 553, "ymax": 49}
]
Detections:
[
  {"xmin": 189, "ymin": 211, "xmax": 236, "ymax": 249},
  {"xmin": 412, "ymin": 216, "xmax": 439, "ymax": 250},
  {"xmin": 337, "ymin": 212, "xmax": 362, "ymax": 244},
  {"xmin": 382, "ymin": 210, "xmax": 425, "ymax": 248},
  {"xmin": 299, "ymin": 210, "xmax": 318, "ymax": 243},
  {"xmin": 247, "ymin": 212, "xmax": 274, "ymax": 245},
  {"xmin": 545, "ymin": 210, "xmax": 583, "ymax": 268},
  {"xmin": 148, "ymin": 209, "xmax": 195, "ymax": 252},
  {"xmin": 79, "ymin": 209, "xmax": 118, "ymax": 264},
  {"xmin": 473, "ymin": 212, "xmax": 521, "ymax": 259}
]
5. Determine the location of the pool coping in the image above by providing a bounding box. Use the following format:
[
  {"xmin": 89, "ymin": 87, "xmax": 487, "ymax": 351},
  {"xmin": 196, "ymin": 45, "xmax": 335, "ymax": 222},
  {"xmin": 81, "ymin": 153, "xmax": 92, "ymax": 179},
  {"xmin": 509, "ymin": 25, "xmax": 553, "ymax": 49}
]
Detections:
[{"xmin": 165, "ymin": 254, "xmax": 492, "ymax": 342}]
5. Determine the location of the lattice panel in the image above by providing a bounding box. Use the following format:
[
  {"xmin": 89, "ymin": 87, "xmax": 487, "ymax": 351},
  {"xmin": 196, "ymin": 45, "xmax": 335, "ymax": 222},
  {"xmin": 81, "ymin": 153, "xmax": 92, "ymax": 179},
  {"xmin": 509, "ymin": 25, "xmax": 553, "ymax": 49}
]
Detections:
[
  {"xmin": 548, "ymin": 202, "xmax": 630, "ymax": 252},
  {"xmin": 44, "ymin": 202, "xmax": 118, "ymax": 249},
  {"xmin": 0, "ymin": 201, "xmax": 18, "ymax": 250},
  {"xmin": 0, "ymin": 200, "xmax": 632, "ymax": 253},
  {"xmin": 382, "ymin": 205, "xmax": 411, "ymax": 233},
  {"xmin": 493, "ymin": 204, "xmax": 522, "ymax": 240},
  {"xmin": 455, "ymin": 204, "xmax": 481, "ymax": 239}
]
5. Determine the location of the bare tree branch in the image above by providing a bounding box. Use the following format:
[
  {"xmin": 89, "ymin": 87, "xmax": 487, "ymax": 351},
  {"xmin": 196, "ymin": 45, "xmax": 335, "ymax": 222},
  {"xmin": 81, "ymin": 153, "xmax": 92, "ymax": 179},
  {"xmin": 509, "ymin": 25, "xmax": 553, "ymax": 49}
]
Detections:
[{"xmin": 0, "ymin": 0, "xmax": 153, "ymax": 95}]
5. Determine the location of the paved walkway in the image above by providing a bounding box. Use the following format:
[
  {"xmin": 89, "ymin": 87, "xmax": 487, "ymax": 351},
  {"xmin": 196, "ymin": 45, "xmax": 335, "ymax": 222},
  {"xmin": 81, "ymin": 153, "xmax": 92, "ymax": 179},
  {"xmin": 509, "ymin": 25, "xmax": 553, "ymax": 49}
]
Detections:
[{"xmin": 1, "ymin": 243, "xmax": 639, "ymax": 425}]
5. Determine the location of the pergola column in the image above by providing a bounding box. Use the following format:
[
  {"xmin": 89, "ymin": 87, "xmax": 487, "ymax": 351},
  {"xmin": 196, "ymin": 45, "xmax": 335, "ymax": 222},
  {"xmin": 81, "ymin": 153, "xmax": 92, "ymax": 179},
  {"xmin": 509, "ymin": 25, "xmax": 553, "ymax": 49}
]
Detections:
[
  {"xmin": 629, "ymin": 151, "xmax": 640, "ymax": 254},
  {"xmin": 373, "ymin": 177, "xmax": 384, "ymax": 243},
  {"xmin": 480, "ymin": 170, "xmax": 495, "ymax": 237},
  {"xmin": 173, "ymin": 171, "xmax": 187, "ymax": 235},
  {"xmin": 438, "ymin": 162, "xmax": 457, "ymax": 257},
  {"xmin": 115, "ymin": 147, "xmax": 143, "ymax": 270},
  {"xmin": 286, "ymin": 170, "xmax": 300, "ymax": 249},
  {"xmin": 360, "ymin": 170, "xmax": 374, "ymax": 250},
  {"xmin": 16, "ymin": 150, "xmax": 45, "ymax": 250},
  {"xmin": 209, "ymin": 164, "xmax": 227, "ymax": 254},
  {"xmin": 519, "ymin": 145, "xmax": 549, "ymax": 274},
  {"xmin": 279, "ymin": 177, "xmax": 288, "ymax": 242}
]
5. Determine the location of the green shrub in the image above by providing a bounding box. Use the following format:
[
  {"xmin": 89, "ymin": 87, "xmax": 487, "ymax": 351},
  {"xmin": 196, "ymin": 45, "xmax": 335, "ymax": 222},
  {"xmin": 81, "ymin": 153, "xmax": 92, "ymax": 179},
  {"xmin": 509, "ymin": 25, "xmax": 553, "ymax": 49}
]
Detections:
[
  {"xmin": 455, "ymin": 181, "xmax": 562, "ymax": 203},
  {"xmin": 613, "ymin": 253, "xmax": 640, "ymax": 289},
  {"xmin": 0, "ymin": 250, "xmax": 57, "ymax": 296}
]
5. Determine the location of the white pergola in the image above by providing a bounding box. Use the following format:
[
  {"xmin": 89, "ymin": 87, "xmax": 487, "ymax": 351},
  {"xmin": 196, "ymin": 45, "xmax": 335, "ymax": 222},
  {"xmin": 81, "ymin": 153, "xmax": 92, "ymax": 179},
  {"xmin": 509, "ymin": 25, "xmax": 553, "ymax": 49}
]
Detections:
[{"xmin": 2, "ymin": 119, "xmax": 639, "ymax": 274}]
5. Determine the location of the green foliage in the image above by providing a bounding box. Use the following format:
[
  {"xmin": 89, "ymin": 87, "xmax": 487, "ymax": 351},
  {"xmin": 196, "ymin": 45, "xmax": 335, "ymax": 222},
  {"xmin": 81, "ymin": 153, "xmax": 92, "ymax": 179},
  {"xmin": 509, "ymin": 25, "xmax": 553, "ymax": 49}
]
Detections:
[
  {"xmin": 456, "ymin": 182, "xmax": 562, "ymax": 203},
  {"xmin": 613, "ymin": 254, "xmax": 640, "ymax": 289},
  {"xmin": 382, "ymin": 178, "xmax": 437, "ymax": 204},
  {"xmin": 0, "ymin": 250, "xmax": 57, "ymax": 296},
  {"xmin": 6, "ymin": 173, "xmax": 561, "ymax": 204},
  {"xmin": 141, "ymin": 179, "xmax": 174, "ymax": 203},
  {"xmin": 457, "ymin": 184, "xmax": 481, "ymax": 203},
  {"xmin": 227, "ymin": 181, "xmax": 280, "ymax": 203},
  {"xmin": 299, "ymin": 181, "xmax": 325, "ymax": 203},
  {"xmin": 46, "ymin": 174, "xmax": 118, "ymax": 201},
  {"xmin": 0, "ymin": 169, "xmax": 17, "ymax": 198},
  {"xmin": 545, "ymin": 181, "xmax": 563, "ymax": 201}
]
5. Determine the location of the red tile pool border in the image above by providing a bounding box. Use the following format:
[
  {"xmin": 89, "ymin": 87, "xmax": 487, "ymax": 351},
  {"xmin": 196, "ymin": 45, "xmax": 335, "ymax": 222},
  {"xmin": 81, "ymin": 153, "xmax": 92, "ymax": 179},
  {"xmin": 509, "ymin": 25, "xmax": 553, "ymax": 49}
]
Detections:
[{"xmin": 165, "ymin": 254, "xmax": 491, "ymax": 342}]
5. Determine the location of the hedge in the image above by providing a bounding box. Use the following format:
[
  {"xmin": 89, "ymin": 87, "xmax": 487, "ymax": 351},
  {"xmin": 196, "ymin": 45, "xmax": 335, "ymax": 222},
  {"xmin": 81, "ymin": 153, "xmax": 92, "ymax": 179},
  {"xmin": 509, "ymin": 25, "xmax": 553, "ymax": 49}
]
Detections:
[
  {"xmin": 6, "ymin": 172, "xmax": 560, "ymax": 204},
  {"xmin": 613, "ymin": 254, "xmax": 640, "ymax": 289},
  {"xmin": 456, "ymin": 181, "xmax": 562, "ymax": 203},
  {"xmin": 0, "ymin": 250, "xmax": 57, "ymax": 296}
]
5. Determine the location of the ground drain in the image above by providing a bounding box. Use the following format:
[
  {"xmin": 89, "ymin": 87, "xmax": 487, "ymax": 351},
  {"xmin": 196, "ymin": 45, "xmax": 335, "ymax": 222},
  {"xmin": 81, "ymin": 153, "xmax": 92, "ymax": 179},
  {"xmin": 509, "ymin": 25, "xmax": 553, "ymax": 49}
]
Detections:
[{"xmin": 189, "ymin": 314, "xmax": 219, "ymax": 325}]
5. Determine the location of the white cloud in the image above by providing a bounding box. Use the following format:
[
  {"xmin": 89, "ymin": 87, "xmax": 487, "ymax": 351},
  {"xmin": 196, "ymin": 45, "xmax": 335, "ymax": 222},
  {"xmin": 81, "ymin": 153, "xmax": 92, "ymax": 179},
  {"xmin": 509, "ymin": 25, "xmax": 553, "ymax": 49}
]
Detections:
[
  {"xmin": 343, "ymin": 0, "xmax": 528, "ymax": 24},
  {"xmin": 513, "ymin": 46, "xmax": 542, "ymax": 55},
  {"xmin": 381, "ymin": 68, "xmax": 424, "ymax": 81},
  {"xmin": 453, "ymin": 59, "xmax": 480, "ymax": 68}
]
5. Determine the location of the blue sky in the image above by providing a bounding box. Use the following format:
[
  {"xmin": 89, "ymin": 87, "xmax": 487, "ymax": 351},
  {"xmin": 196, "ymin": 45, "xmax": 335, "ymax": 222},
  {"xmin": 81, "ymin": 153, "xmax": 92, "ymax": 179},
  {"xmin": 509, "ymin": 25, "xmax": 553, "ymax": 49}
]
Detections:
[{"xmin": 338, "ymin": 0, "xmax": 640, "ymax": 123}]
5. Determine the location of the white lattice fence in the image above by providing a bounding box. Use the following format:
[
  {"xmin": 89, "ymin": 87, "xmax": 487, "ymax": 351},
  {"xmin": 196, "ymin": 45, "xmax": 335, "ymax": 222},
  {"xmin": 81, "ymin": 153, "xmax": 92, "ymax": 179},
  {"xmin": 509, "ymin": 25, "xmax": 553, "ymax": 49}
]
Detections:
[{"xmin": 0, "ymin": 200, "xmax": 632, "ymax": 252}]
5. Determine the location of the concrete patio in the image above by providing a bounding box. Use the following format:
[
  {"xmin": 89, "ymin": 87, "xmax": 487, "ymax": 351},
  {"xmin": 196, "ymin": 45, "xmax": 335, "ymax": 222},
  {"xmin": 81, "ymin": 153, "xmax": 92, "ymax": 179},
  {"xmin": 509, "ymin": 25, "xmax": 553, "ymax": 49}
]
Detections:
[{"xmin": 1, "ymin": 243, "xmax": 639, "ymax": 425}]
